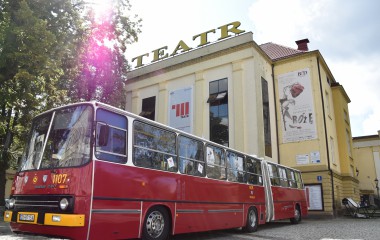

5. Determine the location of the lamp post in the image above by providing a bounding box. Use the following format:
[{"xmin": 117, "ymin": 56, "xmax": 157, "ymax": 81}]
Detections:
[{"xmin": 375, "ymin": 178, "xmax": 379, "ymax": 199}]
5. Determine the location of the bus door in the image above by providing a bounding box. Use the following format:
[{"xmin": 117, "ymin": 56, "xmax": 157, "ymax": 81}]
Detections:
[{"xmin": 261, "ymin": 160, "xmax": 274, "ymax": 222}]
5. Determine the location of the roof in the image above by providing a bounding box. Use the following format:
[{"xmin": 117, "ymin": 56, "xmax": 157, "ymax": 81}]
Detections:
[
  {"xmin": 259, "ymin": 42, "xmax": 306, "ymax": 61},
  {"xmin": 353, "ymin": 134, "xmax": 379, "ymax": 141}
]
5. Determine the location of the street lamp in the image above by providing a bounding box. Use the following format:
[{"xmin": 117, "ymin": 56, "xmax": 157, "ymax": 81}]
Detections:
[{"xmin": 375, "ymin": 178, "xmax": 379, "ymax": 199}]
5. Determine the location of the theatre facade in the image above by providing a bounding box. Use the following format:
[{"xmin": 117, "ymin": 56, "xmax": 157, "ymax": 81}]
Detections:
[{"xmin": 125, "ymin": 22, "xmax": 359, "ymax": 216}]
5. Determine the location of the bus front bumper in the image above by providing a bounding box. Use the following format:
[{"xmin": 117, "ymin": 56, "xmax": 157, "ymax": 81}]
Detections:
[{"xmin": 4, "ymin": 210, "xmax": 85, "ymax": 227}]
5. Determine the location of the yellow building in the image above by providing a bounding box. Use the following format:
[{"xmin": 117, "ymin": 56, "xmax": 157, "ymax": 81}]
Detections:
[
  {"xmin": 5, "ymin": 169, "xmax": 15, "ymax": 199},
  {"xmin": 353, "ymin": 132, "xmax": 380, "ymax": 203},
  {"xmin": 126, "ymin": 22, "xmax": 358, "ymax": 216},
  {"xmin": 265, "ymin": 40, "xmax": 359, "ymax": 216}
]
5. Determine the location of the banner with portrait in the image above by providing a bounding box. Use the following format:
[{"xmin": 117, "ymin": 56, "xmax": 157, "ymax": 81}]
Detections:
[{"xmin": 278, "ymin": 68, "xmax": 317, "ymax": 143}]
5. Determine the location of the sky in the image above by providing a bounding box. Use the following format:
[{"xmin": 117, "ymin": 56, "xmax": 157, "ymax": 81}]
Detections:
[{"xmin": 127, "ymin": 0, "xmax": 380, "ymax": 137}]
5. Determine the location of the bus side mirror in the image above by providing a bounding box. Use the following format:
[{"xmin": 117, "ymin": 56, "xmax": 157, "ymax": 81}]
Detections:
[{"xmin": 98, "ymin": 125, "xmax": 110, "ymax": 146}]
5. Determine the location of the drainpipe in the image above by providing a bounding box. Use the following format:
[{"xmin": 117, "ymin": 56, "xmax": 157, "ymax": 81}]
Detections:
[
  {"xmin": 272, "ymin": 64, "xmax": 280, "ymax": 164},
  {"xmin": 317, "ymin": 56, "xmax": 336, "ymax": 215}
]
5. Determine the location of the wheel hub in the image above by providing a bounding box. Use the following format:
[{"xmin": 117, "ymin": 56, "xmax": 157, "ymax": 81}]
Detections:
[{"xmin": 146, "ymin": 211, "xmax": 164, "ymax": 238}]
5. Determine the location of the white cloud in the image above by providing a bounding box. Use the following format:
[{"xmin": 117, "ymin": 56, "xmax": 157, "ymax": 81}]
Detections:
[
  {"xmin": 248, "ymin": 0, "xmax": 328, "ymax": 46},
  {"xmin": 329, "ymin": 55, "xmax": 380, "ymax": 136}
]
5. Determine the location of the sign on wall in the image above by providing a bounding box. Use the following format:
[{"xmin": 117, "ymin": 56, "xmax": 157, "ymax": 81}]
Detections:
[
  {"xmin": 305, "ymin": 184, "xmax": 324, "ymax": 211},
  {"xmin": 169, "ymin": 87, "xmax": 193, "ymax": 133},
  {"xmin": 278, "ymin": 68, "xmax": 317, "ymax": 143}
]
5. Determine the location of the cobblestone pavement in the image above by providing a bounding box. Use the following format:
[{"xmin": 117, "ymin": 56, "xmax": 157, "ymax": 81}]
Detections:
[{"xmin": 1, "ymin": 216, "xmax": 379, "ymax": 240}]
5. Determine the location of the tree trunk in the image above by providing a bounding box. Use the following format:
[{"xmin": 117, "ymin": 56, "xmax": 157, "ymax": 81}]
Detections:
[
  {"xmin": 0, "ymin": 108, "xmax": 14, "ymax": 207},
  {"xmin": 0, "ymin": 161, "xmax": 7, "ymax": 207}
]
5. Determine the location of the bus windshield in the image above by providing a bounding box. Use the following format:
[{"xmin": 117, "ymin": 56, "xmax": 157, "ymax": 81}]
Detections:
[{"xmin": 19, "ymin": 105, "xmax": 93, "ymax": 171}]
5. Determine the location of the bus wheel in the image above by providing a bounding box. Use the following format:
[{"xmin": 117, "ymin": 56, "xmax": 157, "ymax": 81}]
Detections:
[
  {"xmin": 242, "ymin": 207, "xmax": 258, "ymax": 233},
  {"xmin": 142, "ymin": 206, "xmax": 170, "ymax": 240},
  {"xmin": 290, "ymin": 205, "xmax": 301, "ymax": 224}
]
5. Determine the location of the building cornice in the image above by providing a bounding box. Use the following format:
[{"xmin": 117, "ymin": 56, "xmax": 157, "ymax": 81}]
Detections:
[{"xmin": 126, "ymin": 32, "xmax": 278, "ymax": 84}]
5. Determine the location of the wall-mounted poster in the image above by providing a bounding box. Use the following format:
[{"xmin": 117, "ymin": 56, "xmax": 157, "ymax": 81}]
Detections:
[
  {"xmin": 169, "ymin": 87, "xmax": 193, "ymax": 133},
  {"xmin": 278, "ymin": 68, "xmax": 317, "ymax": 143},
  {"xmin": 305, "ymin": 184, "xmax": 324, "ymax": 211},
  {"xmin": 296, "ymin": 154, "xmax": 309, "ymax": 165}
]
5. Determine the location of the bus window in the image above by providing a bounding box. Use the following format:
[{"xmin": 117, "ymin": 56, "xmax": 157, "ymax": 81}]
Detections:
[
  {"xmin": 226, "ymin": 151, "xmax": 245, "ymax": 183},
  {"xmin": 21, "ymin": 113, "xmax": 52, "ymax": 170},
  {"xmin": 268, "ymin": 163, "xmax": 280, "ymax": 186},
  {"xmin": 295, "ymin": 171, "xmax": 304, "ymax": 189},
  {"xmin": 206, "ymin": 145, "xmax": 226, "ymax": 180},
  {"xmin": 286, "ymin": 169, "xmax": 297, "ymax": 188},
  {"xmin": 178, "ymin": 135, "xmax": 205, "ymax": 177},
  {"xmin": 246, "ymin": 157, "xmax": 263, "ymax": 185},
  {"xmin": 96, "ymin": 109, "xmax": 127, "ymax": 163},
  {"xmin": 133, "ymin": 121, "xmax": 177, "ymax": 172},
  {"xmin": 278, "ymin": 167, "xmax": 289, "ymax": 187}
]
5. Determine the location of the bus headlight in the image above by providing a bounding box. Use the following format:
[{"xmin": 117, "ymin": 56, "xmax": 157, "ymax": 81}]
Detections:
[
  {"xmin": 7, "ymin": 198, "xmax": 15, "ymax": 209},
  {"xmin": 59, "ymin": 198, "xmax": 69, "ymax": 211}
]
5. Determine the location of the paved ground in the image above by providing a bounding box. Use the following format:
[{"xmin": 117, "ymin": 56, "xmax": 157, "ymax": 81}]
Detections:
[{"xmin": 1, "ymin": 216, "xmax": 380, "ymax": 240}]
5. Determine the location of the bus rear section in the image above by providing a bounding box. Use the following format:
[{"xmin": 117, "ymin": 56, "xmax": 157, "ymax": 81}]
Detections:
[{"xmin": 262, "ymin": 161, "xmax": 308, "ymax": 223}]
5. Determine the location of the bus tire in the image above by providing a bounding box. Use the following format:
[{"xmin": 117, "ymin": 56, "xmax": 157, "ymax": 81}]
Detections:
[
  {"xmin": 142, "ymin": 206, "xmax": 171, "ymax": 240},
  {"xmin": 242, "ymin": 207, "xmax": 258, "ymax": 233},
  {"xmin": 290, "ymin": 205, "xmax": 301, "ymax": 224}
]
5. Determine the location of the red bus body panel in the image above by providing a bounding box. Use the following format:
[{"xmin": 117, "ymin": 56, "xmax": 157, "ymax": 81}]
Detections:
[
  {"xmin": 271, "ymin": 186, "xmax": 308, "ymax": 220},
  {"xmin": 9, "ymin": 163, "xmax": 93, "ymax": 240},
  {"xmin": 89, "ymin": 160, "xmax": 266, "ymax": 239}
]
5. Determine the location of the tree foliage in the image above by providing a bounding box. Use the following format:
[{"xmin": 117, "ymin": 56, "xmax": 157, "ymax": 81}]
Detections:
[
  {"xmin": 70, "ymin": 0, "xmax": 141, "ymax": 108},
  {"xmin": 0, "ymin": 0, "xmax": 141, "ymax": 205}
]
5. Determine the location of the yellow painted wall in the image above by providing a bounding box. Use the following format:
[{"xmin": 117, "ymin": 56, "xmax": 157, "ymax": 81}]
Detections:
[
  {"xmin": 5, "ymin": 169, "xmax": 15, "ymax": 199},
  {"xmin": 126, "ymin": 38, "xmax": 277, "ymax": 162},
  {"xmin": 353, "ymin": 135, "xmax": 380, "ymax": 195},
  {"xmin": 272, "ymin": 52, "xmax": 360, "ymax": 213},
  {"xmin": 273, "ymin": 54, "xmax": 332, "ymax": 170},
  {"xmin": 126, "ymin": 34, "xmax": 358, "ymax": 215},
  {"xmin": 332, "ymin": 85, "xmax": 355, "ymax": 177}
]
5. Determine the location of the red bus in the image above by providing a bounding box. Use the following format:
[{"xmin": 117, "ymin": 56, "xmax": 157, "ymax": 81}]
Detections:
[{"xmin": 4, "ymin": 101, "xmax": 308, "ymax": 240}]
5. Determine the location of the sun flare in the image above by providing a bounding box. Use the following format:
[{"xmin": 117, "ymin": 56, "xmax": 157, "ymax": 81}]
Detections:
[{"xmin": 89, "ymin": 0, "xmax": 114, "ymax": 22}]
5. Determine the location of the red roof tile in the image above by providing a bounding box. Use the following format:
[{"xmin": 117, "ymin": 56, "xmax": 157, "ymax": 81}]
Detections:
[{"xmin": 259, "ymin": 42, "xmax": 306, "ymax": 61}]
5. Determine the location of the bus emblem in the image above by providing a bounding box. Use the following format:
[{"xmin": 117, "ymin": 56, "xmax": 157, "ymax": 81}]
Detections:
[
  {"xmin": 24, "ymin": 176, "xmax": 28, "ymax": 183},
  {"xmin": 43, "ymin": 175, "xmax": 48, "ymax": 183},
  {"xmin": 33, "ymin": 176, "xmax": 38, "ymax": 184}
]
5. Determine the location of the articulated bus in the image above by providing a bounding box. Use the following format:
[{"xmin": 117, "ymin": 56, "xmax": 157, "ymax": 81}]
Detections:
[{"xmin": 4, "ymin": 101, "xmax": 308, "ymax": 240}]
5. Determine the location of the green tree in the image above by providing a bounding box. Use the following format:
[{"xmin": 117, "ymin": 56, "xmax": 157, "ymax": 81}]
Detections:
[
  {"xmin": 0, "ymin": 0, "xmax": 141, "ymax": 206},
  {"xmin": 0, "ymin": 0, "xmax": 83, "ymax": 205},
  {"xmin": 70, "ymin": 0, "xmax": 141, "ymax": 108},
  {"xmin": 0, "ymin": 0, "xmax": 57, "ymax": 206}
]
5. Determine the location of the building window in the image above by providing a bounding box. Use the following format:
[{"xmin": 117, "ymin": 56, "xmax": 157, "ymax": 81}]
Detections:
[
  {"xmin": 208, "ymin": 78, "xmax": 228, "ymax": 146},
  {"xmin": 344, "ymin": 110, "xmax": 349, "ymax": 124},
  {"xmin": 330, "ymin": 137, "xmax": 336, "ymax": 164},
  {"xmin": 261, "ymin": 78, "xmax": 272, "ymax": 157},
  {"xmin": 350, "ymin": 165, "xmax": 354, "ymax": 177},
  {"xmin": 346, "ymin": 129, "xmax": 352, "ymax": 157},
  {"xmin": 325, "ymin": 91, "xmax": 331, "ymax": 117},
  {"xmin": 140, "ymin": 96, "xmax": 156, "ymax": 121}
]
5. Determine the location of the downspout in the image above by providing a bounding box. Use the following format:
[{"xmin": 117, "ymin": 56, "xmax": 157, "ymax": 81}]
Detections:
[
  {"xmin": 272, "ymin": 64, "xmax": 281, "ymax": 164},
  {"xmin": 317, "ymin": 56, "xmax": 336, "ymax": 215}
]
